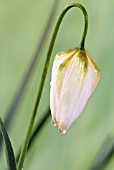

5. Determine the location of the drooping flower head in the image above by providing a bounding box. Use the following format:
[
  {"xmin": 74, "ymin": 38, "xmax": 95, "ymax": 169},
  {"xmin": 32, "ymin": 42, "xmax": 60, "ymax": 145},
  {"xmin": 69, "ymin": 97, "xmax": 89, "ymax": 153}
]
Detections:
[{"xmin": 50, "ymin": 48, "xmax": 100, "ymax": 134}]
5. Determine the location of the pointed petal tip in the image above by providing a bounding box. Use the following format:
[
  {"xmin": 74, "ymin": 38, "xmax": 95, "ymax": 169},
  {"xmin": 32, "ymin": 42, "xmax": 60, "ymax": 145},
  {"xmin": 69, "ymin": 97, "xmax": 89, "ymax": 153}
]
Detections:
[
  {"xmin": 58, "ymin": 127, "xmax": 66, "ymax": 135},
  {"xmin": 51, "ymin": 119, "xmax": 57, "ymax": 127},
  {"xmin": 57, "ymin": 119, "xmax": 68, "ymax": 134}
]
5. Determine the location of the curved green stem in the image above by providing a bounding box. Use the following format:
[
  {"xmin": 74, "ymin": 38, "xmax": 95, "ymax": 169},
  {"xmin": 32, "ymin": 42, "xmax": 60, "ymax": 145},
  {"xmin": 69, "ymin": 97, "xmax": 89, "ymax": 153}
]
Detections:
[
  {"xmin": 48, "ymin": 3, "xmax": 88, "ymax": 53},
  {"xmin": 17, "ymin": 3, "xmax": 88, "ymax": 170}
]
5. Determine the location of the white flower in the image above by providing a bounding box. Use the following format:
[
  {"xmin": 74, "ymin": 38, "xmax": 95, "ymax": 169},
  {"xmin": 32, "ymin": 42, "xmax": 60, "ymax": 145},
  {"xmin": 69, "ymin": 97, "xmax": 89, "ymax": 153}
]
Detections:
[{"xmin": 50, "ymin": 48, "xmax": 100, "ymax": 134}]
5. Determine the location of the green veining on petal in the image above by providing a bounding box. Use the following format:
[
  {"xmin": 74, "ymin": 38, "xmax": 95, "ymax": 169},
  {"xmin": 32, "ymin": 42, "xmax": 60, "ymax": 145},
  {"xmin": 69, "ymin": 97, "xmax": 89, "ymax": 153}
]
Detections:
[
  {"xmin": 86, "ymin": 51, "xmax": 100, "ymax": 73},
  {"xmin": 58, "ymin": 49, "xmax": 79, "ymax": 72},
  {"xmin": 93, "ymin": 62, "xmax": 100, "ymax": 73},
  {"xmin": 58, "ymin": 58, "xmax": 70, "ymax": 71},
  {"xmin": 56, "ymin": 49, "xmax": 79, "ymax": 97},
  {"xmin": 78, "ymin": 50, "xmax": 88, "ymax": 73},
  {"xmin": 57, "ymin": 48, "xmax": 79, "ymax": 56}
]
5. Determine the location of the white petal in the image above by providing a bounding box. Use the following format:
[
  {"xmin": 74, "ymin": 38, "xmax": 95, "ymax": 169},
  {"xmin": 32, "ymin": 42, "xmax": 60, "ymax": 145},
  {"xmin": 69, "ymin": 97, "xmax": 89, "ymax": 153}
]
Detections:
[
  {"xmin": 56, "ymin": 52, "xmax": 86, "ymax": 130},
  {"xmin": 50, "ymin": 49, "xmax": 100, "ymax": 133},
  {"xmin": 50, "ymin": 50, "xmax": 76, "ymax": 124}
]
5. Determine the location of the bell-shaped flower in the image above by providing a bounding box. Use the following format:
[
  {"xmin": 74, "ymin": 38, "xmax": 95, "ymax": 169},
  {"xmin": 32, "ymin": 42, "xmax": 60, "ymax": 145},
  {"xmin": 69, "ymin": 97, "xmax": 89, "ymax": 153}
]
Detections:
[{"xmin": 50, "ymin": 48, "xmax": 100, "ymax": 134}]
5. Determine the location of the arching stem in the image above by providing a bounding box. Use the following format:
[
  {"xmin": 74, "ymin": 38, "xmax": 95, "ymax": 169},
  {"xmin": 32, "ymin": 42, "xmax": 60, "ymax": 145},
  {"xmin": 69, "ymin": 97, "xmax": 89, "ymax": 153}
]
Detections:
[{"xmin": 17, "ymin": 3, "xmax": 88, "ymax": 170}]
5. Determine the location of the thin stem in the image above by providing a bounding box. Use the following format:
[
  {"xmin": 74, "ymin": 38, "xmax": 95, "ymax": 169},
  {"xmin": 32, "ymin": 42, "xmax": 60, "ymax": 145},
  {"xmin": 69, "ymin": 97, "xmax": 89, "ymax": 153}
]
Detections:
[
  {"xmin": 78, "ymin": 4, "xmax": 88, "ymax": 49},
  {"xmin": 0, "ymin": 0, "xmax": 59, "ymax": 151},
  {"xmin": 16, "ymin": 108, "xmax": 50, "ymax": 163},
  {"xmin": 17, "ymin": 3, "xmax": 88, "ymax": 170}
]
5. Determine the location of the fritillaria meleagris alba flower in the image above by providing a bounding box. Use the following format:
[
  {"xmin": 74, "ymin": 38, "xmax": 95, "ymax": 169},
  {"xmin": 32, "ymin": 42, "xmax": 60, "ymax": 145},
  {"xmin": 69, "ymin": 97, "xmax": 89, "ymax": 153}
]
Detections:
[{"xmin": 50, "ymin": 48, "xmax": 100, "ymax": 134}]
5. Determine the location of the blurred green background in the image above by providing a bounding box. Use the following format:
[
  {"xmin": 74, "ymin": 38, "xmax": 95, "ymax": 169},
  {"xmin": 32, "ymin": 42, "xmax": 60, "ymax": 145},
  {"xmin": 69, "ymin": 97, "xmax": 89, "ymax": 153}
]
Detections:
[{"xmin": 0, "ymin": 0, "xmax": 114, "ymax": 169}]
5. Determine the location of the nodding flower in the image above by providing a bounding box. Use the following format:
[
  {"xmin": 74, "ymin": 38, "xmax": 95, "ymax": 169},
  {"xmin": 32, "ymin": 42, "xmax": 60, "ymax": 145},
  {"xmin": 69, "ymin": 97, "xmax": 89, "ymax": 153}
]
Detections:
[{"xmin": 50, "ymin": 48, "xmax": 100, "ymax": 134}]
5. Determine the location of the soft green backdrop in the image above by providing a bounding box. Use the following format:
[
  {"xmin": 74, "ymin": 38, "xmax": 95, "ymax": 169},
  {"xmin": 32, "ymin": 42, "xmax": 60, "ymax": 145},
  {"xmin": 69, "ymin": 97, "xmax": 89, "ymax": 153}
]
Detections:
[{"xmin": 0, "ymin": 0, "xmax": 114, "ymax": 169}]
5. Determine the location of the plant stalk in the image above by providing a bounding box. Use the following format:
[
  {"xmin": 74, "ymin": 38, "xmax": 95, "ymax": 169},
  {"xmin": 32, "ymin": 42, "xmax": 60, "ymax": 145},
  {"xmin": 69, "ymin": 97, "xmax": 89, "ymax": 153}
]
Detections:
[{"xmin": 17, "ymin": 3, "xmax": 88, "ymax": 170}]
